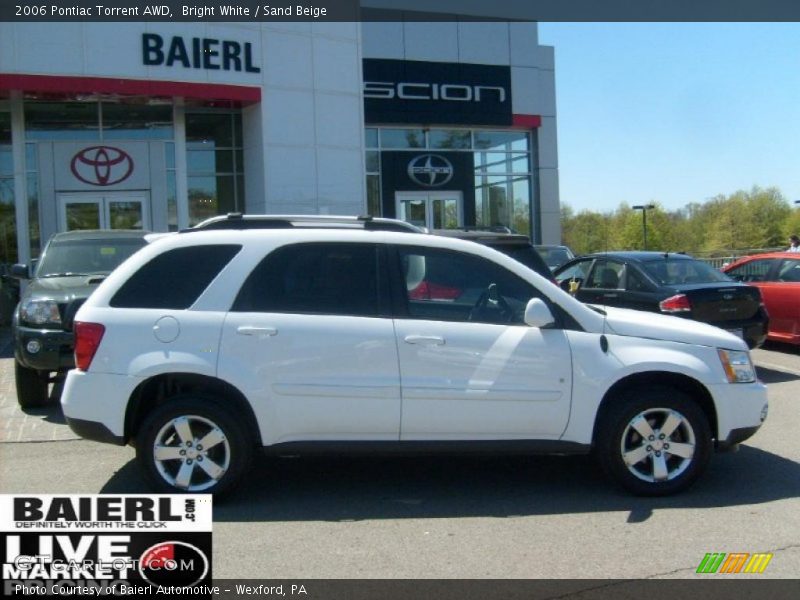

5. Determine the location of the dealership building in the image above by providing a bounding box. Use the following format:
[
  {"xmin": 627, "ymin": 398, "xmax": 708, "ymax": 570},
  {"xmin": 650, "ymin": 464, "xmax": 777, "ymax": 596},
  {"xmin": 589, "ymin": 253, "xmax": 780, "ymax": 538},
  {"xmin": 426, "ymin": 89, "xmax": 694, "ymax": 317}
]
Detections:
[{"xmin": 0, "ymin": 7, "xmax": 559, "ymax": 266}]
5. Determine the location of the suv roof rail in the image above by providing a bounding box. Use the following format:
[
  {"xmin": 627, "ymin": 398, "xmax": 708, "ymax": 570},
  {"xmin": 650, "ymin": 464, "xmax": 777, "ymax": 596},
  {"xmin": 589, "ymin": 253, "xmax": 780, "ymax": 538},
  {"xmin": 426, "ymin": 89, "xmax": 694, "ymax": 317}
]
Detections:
[
  {"xmin": 445, "ymin": 225, "xmax": 515, "ymax": 234},
  {"xmin": 183, "ymin": 213, "xmax": 425, "ymax": 234},
  {"xmin": 431, "ymin": 228, "xmax": 531, "ymax": 243}
]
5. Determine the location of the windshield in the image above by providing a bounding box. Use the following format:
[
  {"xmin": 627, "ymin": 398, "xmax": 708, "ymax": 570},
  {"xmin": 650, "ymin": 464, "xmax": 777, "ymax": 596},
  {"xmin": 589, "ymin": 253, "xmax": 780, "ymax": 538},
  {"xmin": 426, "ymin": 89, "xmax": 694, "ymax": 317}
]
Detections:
[
  {"xmin": 36, "ymin": 237, "xmax": 146, "ymax": 277},
  {"xmin": 640, "ymin": 257, "xmax": 731, "ymax": 285}
]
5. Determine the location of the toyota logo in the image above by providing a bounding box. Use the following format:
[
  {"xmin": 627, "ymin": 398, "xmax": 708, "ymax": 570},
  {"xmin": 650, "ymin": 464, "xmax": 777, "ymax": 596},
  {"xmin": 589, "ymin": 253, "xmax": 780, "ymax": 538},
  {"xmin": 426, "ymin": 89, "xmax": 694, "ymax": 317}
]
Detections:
[
  {"xmin": 70, "ymin": 146, "xmax": 134, "ymax": 186},
  {"xmin": 407, "ymin": 154, "xmax": 454, "ymax": 187}
]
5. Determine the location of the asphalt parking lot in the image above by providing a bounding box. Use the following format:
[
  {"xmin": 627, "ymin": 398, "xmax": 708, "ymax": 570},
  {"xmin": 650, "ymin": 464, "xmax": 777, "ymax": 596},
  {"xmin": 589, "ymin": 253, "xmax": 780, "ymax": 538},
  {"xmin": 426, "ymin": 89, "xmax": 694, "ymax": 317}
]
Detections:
[{"xmin": 1, "ymin": 331, "xmax": 799, "ymax": 579}]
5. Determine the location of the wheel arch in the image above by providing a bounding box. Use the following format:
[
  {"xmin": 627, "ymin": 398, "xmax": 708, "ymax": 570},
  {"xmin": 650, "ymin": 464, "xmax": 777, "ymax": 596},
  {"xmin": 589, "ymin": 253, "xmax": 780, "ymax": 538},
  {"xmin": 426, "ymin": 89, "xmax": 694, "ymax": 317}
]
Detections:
[
  {"xmin": 124, "ymin": 373, "xmax": 263, "ymax": 447},
  {"xmin": 592, "ymin": 371, "xmax": 718, "ymax": 445}
]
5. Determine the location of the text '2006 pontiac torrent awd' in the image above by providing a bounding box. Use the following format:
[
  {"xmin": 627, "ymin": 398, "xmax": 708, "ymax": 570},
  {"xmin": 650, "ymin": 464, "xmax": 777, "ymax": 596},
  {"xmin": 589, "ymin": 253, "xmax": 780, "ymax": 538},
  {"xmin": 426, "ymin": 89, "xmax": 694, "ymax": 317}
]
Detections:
[{"xmin": 61, "ymin": 217, "xmax": 768, "ymax": 497}]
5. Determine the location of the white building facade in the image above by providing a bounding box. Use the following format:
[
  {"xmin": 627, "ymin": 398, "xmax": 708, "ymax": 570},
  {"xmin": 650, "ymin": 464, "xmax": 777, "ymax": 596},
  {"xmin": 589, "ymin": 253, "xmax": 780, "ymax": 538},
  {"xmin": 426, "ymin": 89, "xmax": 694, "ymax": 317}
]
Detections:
[{"xmin": 0, "ymin": 17, "xmax": 559, "ymax": 266}]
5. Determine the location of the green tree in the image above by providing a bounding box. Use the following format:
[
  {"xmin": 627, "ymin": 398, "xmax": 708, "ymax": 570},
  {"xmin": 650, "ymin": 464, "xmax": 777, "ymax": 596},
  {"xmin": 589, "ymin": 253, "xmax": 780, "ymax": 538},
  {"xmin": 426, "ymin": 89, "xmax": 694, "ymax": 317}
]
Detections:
[{"xmin": 562, "ymin": 208, "xmax": 613, "ymax": 255}]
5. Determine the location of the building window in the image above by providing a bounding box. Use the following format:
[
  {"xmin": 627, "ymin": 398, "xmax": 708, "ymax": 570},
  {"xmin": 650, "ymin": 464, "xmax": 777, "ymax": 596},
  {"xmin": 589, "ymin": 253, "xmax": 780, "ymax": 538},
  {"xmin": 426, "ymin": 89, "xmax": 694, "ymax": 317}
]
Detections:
[
  {"xmin": 365, "ymin": 128, "xmax": 381, "ymax": 216},
  {"xmin": 185, "ymin": 111, "xmax": 245, "ymax": 226},
  {"xmin": 101, "ymin": 102, "xmax": 173, "ymax": 140},
  {"xmin": 364, "ymin": 127, "xmax": 534, "ymax": 234},
  {"xmin": 165, "ymin": 142, "xmax": 178, "ymax": 231},
  {"xmin": 25, "ymin": 102, "xmax": 100, "ymax": 141},
  {"xmin": 25, "ymin": 143, "xmax": 39, "ymax": 258},
  {"xmin": 474, "ymin": 130, "xmax": 532, "ymax": 235},
  {"xmin": 380, "ymin": 128, "xmax": 426, "ymax": 149},
  {"xmin": 24, "ymin": 99, "xmax": 174, "ymax": 141},
  {"xmin": 0, "ymin": 113, "xmax": 18, "ymax": 265}
]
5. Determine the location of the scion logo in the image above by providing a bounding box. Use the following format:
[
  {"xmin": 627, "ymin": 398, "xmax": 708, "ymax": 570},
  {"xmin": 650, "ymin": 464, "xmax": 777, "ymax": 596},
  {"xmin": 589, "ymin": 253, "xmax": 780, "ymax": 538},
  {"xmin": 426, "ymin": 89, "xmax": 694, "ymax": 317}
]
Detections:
[
  {"xmin": 70, "ymin": 146, "xmax": 134, "ymax": 186},
  {"xmin": 407, "ymin": 154, "xmax": 454, "ymax": 187},
  {"xmin": 138, "ymin": 541, "xmax": 209, "ymax": 586}
]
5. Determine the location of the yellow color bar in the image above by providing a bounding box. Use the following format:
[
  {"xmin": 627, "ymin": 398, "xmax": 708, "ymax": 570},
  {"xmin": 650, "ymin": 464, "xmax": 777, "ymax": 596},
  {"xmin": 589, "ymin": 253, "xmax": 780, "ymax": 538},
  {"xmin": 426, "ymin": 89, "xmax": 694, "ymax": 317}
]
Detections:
[{"xmin": 744, "ymin": 553, "xmax": 773, "ymax": 574}]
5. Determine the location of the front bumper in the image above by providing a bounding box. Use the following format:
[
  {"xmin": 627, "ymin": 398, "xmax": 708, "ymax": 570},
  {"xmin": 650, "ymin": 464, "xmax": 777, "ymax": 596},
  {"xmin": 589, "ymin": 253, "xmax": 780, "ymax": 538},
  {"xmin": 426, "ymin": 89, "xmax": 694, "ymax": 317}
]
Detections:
[
  {"xmin": 716, "ymin": 425, "xmax": 763, "ymax": 451},
  {"xmin": 709, "ymin": 380, "xmax": 768, "ymax": 449},
  {"xmin": 13, "ymin": 324, "xmax": 74, "ymax": 372}
]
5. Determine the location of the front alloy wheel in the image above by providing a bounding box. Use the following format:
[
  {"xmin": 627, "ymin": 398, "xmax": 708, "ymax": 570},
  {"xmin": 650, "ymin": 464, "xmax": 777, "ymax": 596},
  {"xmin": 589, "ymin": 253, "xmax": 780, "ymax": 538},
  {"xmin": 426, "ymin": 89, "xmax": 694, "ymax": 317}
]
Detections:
[
  {"xmin": 137, "ymin": 396, "xmax": 253, "ymax": 496},
  {"xmin": 598, "ymin": 389, "xmax": 711, "ymax": 496},
  {"xmin": 620, "ymin": 408, "xmax": 696, "ymax": 484}
]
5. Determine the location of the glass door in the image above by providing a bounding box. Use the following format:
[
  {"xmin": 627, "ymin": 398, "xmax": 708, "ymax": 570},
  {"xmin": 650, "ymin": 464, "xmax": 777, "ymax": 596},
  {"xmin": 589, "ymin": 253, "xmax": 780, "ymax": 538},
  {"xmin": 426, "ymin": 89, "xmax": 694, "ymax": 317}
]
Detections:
[
  {"xmin": 396, "ymin": 191, "xmax": 462, "ymax": 230},
  {"xmin": 58, "ymin": 192, "xmax": 150, "ymax": 231}
]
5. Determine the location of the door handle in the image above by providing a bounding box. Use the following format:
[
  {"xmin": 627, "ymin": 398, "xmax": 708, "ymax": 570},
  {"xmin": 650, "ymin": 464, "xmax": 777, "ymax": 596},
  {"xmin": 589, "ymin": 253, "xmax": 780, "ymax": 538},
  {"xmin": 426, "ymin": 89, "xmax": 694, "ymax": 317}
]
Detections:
[
  {"xmin": 603, "ymin": 293, "xmax": 618, "ymax": 299},
  {"xmin": 236, "ymin": 326, "xmax": 278, "ymax": 337},
  {"xmin": 404, "ymin": 335, "xmax": 445, "ymax": 346}
]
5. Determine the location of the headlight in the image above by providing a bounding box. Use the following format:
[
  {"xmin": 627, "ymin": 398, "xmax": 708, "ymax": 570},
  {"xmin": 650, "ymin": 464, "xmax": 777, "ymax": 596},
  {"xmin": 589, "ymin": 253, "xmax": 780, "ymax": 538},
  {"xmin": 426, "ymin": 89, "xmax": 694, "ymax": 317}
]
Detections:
[
  {"xmin": 20, "ymin": 299, "xmax": 61, "ymax": 327},
  {"xmin": 718, "ymin": 349, "xmax": 756, "ymax": 383}
]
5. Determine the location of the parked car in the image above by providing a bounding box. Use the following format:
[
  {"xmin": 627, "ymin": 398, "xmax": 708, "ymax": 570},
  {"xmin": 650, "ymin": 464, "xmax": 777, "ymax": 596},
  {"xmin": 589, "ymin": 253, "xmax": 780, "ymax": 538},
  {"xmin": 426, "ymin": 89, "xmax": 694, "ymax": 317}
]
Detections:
[
  {"xmin": 722, "ymin": 252, "xmax": 800, "ymax": 345},
  {"xmin": 432, "ymin": 229, "xmax": 554, "ymax": 281},
  {"xmin": 11, "ymin": 230, "xmax": 149, "ymax": 408},
  {"xmin": 61, "ymin": 218, "xmax": 767, "ymax": 497},
  {"xmin": 534, "ymin": 244, "xmax": 575, "ymax": 271},
  {"xmin": 553, "ymin": 251, "xmax": 768, "ymax": 349}
]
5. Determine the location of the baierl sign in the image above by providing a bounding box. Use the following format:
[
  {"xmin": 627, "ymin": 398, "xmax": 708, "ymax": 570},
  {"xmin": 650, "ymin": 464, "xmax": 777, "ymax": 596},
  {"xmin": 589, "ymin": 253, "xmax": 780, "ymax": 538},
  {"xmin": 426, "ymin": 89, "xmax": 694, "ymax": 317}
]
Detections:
[{"xmin": 142, "ymin": 33, "xmax": 261, "ymax": 73}]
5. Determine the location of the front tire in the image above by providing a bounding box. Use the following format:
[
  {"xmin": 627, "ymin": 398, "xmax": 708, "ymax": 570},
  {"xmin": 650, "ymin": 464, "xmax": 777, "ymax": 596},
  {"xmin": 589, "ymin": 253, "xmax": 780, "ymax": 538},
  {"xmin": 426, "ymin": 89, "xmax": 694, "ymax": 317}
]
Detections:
[
  {"xmin": 136, "ymin": 396, "xmax": 254, "ymax": 496},
  {"xmin": 596, "ymin": 388, "xmax": 712, "ymax": 496},
  {"xmin": 15, "ymin": 361, "xmax": 49, "ymax": 408}
]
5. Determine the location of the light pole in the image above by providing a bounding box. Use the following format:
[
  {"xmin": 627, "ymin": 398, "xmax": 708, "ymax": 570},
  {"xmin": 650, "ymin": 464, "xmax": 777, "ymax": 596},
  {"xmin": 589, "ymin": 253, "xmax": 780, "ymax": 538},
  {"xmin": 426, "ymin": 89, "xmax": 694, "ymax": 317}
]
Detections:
[{"xmin": 632, "ymin": 204, "xmax": 655, "ymax": 250}]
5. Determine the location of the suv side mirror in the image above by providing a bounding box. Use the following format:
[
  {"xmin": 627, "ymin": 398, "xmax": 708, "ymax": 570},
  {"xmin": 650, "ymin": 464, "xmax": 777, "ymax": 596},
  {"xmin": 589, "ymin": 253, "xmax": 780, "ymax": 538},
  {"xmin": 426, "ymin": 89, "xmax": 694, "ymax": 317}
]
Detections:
[
  {"xmin": 524, "ymin": 298, "xmax": 555, "ymax": 328},
  {"xmin": 10, "ymin": 264, "xmax": 30, "ymax": 279}
]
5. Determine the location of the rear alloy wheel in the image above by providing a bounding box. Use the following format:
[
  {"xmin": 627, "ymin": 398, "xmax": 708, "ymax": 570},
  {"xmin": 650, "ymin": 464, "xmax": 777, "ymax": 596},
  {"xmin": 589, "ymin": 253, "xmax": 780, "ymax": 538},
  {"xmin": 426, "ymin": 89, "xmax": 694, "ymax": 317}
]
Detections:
[
  {"xmin": 597, "ymin": 389, "xmax": 711, "ymax": 496},
  {"xmin": 136, "ymin": 396, "xmax": 253, "ymax": 496},
  {"xmin": 15, "ymin": 361, "xmax": 49, "ymax": 408}
]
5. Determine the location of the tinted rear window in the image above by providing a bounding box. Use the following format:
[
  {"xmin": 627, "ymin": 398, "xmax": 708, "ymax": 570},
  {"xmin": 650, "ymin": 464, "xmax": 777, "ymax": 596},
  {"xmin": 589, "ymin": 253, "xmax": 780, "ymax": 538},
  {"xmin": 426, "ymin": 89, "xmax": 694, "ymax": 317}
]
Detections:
[
  {"xmin": 110, "ymin": 245, "xmax": 241, "ymax": 309},
  {"xmin": 233, "ymin": 243, "xmax": 381, "ymax": 317},
  {"xmin": 641, "ymin": 258, "xmax": 731, "ymax": 285}
]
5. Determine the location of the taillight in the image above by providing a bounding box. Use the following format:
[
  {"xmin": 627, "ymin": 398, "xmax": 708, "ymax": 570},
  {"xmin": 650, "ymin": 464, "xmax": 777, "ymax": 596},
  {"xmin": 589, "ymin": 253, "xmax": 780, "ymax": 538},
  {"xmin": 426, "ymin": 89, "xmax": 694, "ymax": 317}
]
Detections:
[
  {"xmin": 659, "ymin": 294, "xmax": 691, "ymax": 313},
  {"xmin": 74, "ymin": 322, "xmax": 105, "ymax": 371}
]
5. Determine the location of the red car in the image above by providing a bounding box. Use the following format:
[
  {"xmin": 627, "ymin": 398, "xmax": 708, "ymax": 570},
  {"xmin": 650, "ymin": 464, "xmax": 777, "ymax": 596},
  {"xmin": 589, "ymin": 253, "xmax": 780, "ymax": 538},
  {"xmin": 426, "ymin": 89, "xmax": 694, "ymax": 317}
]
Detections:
[{"xmin": 723, "ymin": 252, "xmax": 800, "ymax": 345}]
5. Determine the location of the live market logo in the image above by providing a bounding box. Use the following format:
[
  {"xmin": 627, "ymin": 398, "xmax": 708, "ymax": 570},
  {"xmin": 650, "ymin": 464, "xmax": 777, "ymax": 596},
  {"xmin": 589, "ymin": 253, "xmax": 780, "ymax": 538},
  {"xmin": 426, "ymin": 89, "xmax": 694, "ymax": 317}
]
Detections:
[{"xmin": 0, "ymin": 495, "xmax": 213, "ymax": 597}]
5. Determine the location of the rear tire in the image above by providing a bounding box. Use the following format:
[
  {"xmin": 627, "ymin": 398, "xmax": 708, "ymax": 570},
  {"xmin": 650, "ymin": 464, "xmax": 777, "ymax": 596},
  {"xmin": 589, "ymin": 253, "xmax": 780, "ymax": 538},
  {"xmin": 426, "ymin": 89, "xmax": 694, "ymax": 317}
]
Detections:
[
  {"xmin": 136, "ymin": 395, "xmax": 254, "ymax": 497},
  {"xmin": 15, "ymin": 361, "xmax": 49, "ymax": 408},
  {"xmin": 596, "ymin": 388, "xmax": 712, "ymax": 496}
]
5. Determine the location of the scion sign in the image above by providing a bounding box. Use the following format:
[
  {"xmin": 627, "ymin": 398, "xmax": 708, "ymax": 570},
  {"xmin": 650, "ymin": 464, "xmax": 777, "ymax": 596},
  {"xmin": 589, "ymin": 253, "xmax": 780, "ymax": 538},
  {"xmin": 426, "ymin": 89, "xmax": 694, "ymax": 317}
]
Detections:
[{"xmin": 363, "ymin": 58, "xmax": 512, "ymax": 126}]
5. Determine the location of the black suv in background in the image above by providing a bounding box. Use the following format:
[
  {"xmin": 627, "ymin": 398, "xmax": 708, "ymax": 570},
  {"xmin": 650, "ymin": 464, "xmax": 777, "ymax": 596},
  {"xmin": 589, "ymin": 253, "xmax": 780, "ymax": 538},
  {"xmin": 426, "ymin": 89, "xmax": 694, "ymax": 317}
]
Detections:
[
  {"xmin": 534, "ymin": 244, "xmax": 575, "ymax": 272},
  {"xmin": 432, "ymin": 229, "xmax": 554, "ymax": 281},
  {"xmin": 11, "ymin": 230, "xmax": 148, "ymax": 407}
]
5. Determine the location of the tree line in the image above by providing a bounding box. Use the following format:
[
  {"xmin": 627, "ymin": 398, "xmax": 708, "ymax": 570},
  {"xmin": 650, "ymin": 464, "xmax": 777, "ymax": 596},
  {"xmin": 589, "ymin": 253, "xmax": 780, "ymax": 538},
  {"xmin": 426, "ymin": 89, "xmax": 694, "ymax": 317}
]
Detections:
[{"xmin": 561, "ymin": 186, "xmax": 800, "ymax": 257}]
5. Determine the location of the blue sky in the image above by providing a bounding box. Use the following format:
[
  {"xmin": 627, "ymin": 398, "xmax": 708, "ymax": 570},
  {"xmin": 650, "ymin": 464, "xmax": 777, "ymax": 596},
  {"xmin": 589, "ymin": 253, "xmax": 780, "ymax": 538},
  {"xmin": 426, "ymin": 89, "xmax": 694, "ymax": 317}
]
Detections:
[{"xmin": 537, "ymin": 23, "xmax": 800, "ymax": 213}]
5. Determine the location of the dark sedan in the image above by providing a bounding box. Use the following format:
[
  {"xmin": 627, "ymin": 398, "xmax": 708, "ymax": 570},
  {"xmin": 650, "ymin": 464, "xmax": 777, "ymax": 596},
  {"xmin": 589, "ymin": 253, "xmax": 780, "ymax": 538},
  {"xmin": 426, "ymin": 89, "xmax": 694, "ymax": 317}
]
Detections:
[{"xmin": 553, "ymin": 251, "xmax": 768, "ymax": 349}]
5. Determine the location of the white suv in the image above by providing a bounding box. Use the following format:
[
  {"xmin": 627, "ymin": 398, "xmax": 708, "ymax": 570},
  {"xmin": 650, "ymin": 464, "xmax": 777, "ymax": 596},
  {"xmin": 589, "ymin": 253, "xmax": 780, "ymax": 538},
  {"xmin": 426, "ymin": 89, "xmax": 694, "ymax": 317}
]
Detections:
[{"xmin": 61, "ymin": 219, "xmax": 768, "ymax": 496}]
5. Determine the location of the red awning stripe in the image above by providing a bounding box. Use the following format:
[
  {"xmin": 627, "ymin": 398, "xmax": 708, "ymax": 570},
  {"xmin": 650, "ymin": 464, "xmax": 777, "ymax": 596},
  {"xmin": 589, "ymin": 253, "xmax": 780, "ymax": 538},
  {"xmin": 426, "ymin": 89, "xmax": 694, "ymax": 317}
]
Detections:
[
  {"xmin": 512, "ymin": 114, "xmax": 542, "ymax": 128},
  {"xmin": 0, "ymin": 73, "xmax": 261, "ymax": 103}
]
